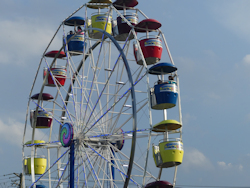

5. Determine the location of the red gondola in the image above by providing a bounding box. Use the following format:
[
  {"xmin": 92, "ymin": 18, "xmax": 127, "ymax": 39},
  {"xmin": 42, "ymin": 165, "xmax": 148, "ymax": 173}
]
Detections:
[
  {"xmin": 134, "ymin": 19, "xmax": 163, "ymax": 65},
  {"xmin": 145, "ymin": 181, "xmax": 173, "ymax": 188}
]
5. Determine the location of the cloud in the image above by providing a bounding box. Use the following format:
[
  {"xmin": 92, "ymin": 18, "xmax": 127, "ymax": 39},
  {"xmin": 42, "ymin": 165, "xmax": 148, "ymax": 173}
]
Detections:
[
  {"xmin": 217, "ymin": 161, "xmax": 243, "ymax": 171},
  {"xmin": 0, "ymin": 119, "xmax": 24, "ymax": 146},
  {"xmin": 182, "ymin": 148, "xmax": 213, "ymax": 171},
  {"xmin": 242, "ymin": 54, "xmax": 250, "ymax": 66},
  {"xmin": 209, "ymin": 1, "xmax": 250, "ymax": 42},
  {"xmin": 0, "ymin": 118, "xmax": 48, "ymax": 147},
  {"xmin": 182, "ymin": 113, "xmax": 197, "ymax": 126},
  {"xmin": 203, "ymin": 50, "xmax": 217, "ymax": 59},
  {"xmin": 206, "ymin": 92, "xmax": 221, "ymax": 100},
  {"xmin": 175, "ymin": 57, "xmax": 196, "ymax": 74},
  {"xmin": 0, "ymin": 18, "xmax": 61, "ymax": 65},
  {"xmin": 240, "ymin": 54, "xmax": 250, "ymax": 77}
]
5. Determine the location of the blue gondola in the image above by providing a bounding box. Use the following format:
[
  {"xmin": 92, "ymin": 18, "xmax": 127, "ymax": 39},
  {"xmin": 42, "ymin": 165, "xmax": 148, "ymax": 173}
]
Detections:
[
  {"xmin": 151, "ymin": 80, "xmax": 178, "ymax": 109},
  {"xmin": 64, "ymin": 16, "xmax": 85, "ymax": 26},
  {"xmin": 32, "ymin": 185, "xmax": 46, "ymax": 188},
  {"xmin": 148, "ymin": 62, "xmax": 177, "ymax": 75},
  {"xmin": 66, "ymin": 34, "xmax": 86, "ymax": 53},
  {"xmin": 64, "ymin": 16, "xmax": 86, "ymax": 54},
  {"xmin": 149, "ymin": 62, "xmax": 178, "ymax": 109}
]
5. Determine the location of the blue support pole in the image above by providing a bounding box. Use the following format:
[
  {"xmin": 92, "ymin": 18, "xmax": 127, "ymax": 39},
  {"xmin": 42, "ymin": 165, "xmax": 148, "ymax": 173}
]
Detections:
[
  {"xmin": 70, "ymin": 142, "xmax": 75, "ymax": 188},
  {"xmin": 111, "ymin": 149, "xmax": 115, "ymax": 180}
]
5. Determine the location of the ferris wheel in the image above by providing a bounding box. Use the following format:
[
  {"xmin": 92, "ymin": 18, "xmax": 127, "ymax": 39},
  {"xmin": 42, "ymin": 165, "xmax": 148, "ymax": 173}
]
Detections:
[{"xmin": 22, "ymin": 0, "xmax": 184, "ymax": 188}]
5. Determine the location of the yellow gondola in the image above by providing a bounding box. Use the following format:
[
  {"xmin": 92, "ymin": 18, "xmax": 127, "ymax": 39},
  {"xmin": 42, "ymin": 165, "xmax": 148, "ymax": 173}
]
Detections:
[
  {"xmin": 159, "ymin": 140, "xmax": 184, "ymax": 168},
  {"xmin": 152, "ymin": 120, "xmax": 183, "ymax": 168},
  {"xmin": 87, "ymin": 0, "xmax": 112, "ymax": 9},
  {"xmin": 152, "ymin": 145, "xmax": 162, "ymax": 167},
  {"xmin": 152, "ymin": 140, "xmax": 184, "ymax": 168},
  {"xmin": 87, "ymin": 11, "xmax": 112, "ymax": 39},
  {"xmin": 27, "ymin": 156, "xmax": 47, "ymax": 175},
  {"xmin": 152, "ymin": 119, "xmax": 182, "ymax": 132},
  {"xmin": 25, "ymin": 140, "xmax": 46, "ymax": 146}
]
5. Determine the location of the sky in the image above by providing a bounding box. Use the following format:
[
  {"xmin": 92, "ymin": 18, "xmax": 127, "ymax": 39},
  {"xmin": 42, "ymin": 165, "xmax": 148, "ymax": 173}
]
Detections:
[{"xmin": 0, "ymin": 0, "xmax": 250, "ymax": 187}]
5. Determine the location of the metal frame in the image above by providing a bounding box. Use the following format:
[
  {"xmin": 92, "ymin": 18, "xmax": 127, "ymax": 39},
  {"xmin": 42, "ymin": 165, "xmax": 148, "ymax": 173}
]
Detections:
[{"xmin": 22, "ymin": 2, "xmax": 183, "ymax": 188}]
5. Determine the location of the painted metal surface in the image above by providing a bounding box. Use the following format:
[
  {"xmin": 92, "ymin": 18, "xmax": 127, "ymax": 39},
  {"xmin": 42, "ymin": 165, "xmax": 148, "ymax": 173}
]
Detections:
[
  {"xmin": 27, "ymin": 157, "xmax": 47, "ymax": 175},
  {"xmin": 31, "ymin": 93, "xmax": 54, "ymax": 101},
  {"xmin": 87, "ymin": 0, "xmax": 112, "ymax": 9},
  {"xmin": 113, "ymin": 0, "xmax": 138, "ymax": 10},
  {"xmin": 66, "ymin": 34, "xmax": 86, "ymax": 53},
  {"xmin": 30, "ymin": 110, "xmax": 53, "ymax": 129},
  {"xmin": 64, "ymin": 16, "xmax": 85, "ymax": 26},
  {"xmin": 43, "ymin": 67, "xmax": 67, "ymax": 87},
  {"xmin": 148, "ymin": 62, "xmax": 177, "ymax": 75},
  {"xmin": 145, "ymin": 180, "xmax": 173, "ymax": 188},
  {"xmin": 134, "ymin": 37, "xmax": 163, "ymax": 65},
  {"xmin": 60, "ymin": 123, "xmax": 74, "ymax": 147},
  {"xmin": 135, "ymin": 19, "xmax": 162, "ymax": 32},
  {"xmin": 45, "ymin": 51, "xmax": 66, "ymax": 59},
  {"xmin": 151, "ymin": 81, "xmax": 178, "ymax": 110},
  {"xmin": 159, "ymin": 141, "xmax": 184, "ymax": 168},
  {"xmin": 152, "ymin": 119, "xmax": 182, "ymax": 132}
]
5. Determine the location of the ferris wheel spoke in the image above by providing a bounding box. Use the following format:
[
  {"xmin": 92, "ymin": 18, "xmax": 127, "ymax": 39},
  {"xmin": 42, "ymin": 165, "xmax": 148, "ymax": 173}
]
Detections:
[
  {"xmin": 84, "ymin": 85, "xmax": 131, "ymax": 134},
  {"xmin": 84, "ymin": 75, "xmax": 137, "ymax": 134},
  {"xmin": 80, "ymin": 84, "xmax": 104, "ymax": 128},
  {"xmin": 95, "ymin": 151, "xmax": 106, "ymax": 184},
  {"xmin": 81, "ymin": 48, "xmax": 140, "ymax": 136},
  {"xmin": 30, "ymin": 148, "xmax": 70, "ymax": 187},
  {"xmin": 110, "ymin": 41, "xmax": 130, "ymax": 129},
  {"xmin": 67, "ymin": 60, "xmax": 82, "ymax": 126},
  {"xmin": 61, "ymin": 85, "xmax": 101, "ymax": 132},
  {"xmin": 82, "ymin": 76, "xmax": 139, "ymax": 135},
  {"xmin": 83, "ymin": 146, "xmax": 103, "ymax": 187},
  {"xmin": 87, "ymin": 103, "xmax": 134, "ymax": 136},
  {"xmin": 82, "ymin": 45, "xmax": 110, "ymax": 128},
  {"xmin": 59, "ymin": 40, "xmax": 102, "ymax": 124},
  {"xmin": 80, "ymin": 155, "xmax": 88, "ymax": 187},
  {"xmin": 43, "ymin": 59, "xmax": 76, "ymax": 126},
  {"xmin": 104, "ymin": 41, "xmax": 131, "ymax": 131},
  {"xmin": 87, "ymin": 128, "xmax": 150, "ymax": 143},
  {"xmin": 109, "ymin": 143, "xmax": 157, "ymax": 181},
  {"xmin": 114, "ymin": 100, "xmax": 148, "ymax": 133},
  {"xmin": 85, "ymin": 45, "xmax": 129, "ymax": 128},
  {"xmin": 103, "ymin": 65, "xmax": 146, "ymax": 119},
  {"xmin": 103, "ymin": 148, "xmax": 113, "ymax": 188},
  {"xmin": 110, "ymin": 66, "xmax": 145, "ymax": 133},
  {"xmin": 82, "ymin": 35, "xmax": 108, "ymax": 125},
  {"xmin": 87, "ymin": 97, "xmax": 147, "ymax": 138},
  {"xmin": 108, "ymin": 56, "xmax": 125, "ymax": 128},
  {"xmin": 31, "ymin": 100, "xmax": 64, "ymax": 128},
  {"xmin": 90, "ymin": 50, "xmax": 105, "ymax": 105},
  {"xmin": 56, "ymin": 160, "xmax": 69, "ymax": 187},
  {"xmin": 81, "ymin": 91, "xmax": 102, "ymax": 132},
  {"xmin": 94, "ymin": 149, "xmax": 112, "ymax": 187},
  {"xmin": 86, "ymin": 143, "xmax": 140, "ymax": 187},
  {"xmin": 78, "ymin": 143, "xmax": 103, "ymax": 185},
  {"xmin": 83, "ymin": 66, "xmax": 146, "ymax": 135},
  {"xmin": 101, "ymin": 153, "xmax": 108, "ymax": 187},
  {"xmin": 107, "ymin": 146, "xmax": 127, "ymax": 184}
]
